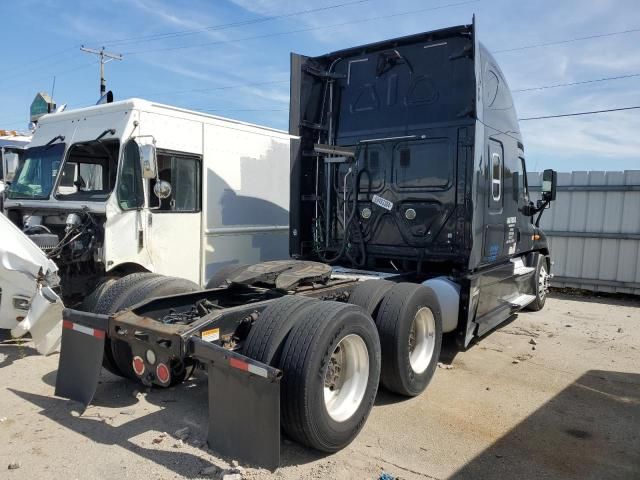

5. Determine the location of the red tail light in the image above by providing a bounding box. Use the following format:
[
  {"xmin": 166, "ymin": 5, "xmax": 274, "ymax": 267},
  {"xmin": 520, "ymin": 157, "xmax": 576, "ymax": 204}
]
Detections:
[
  {"xmin": 156, "ymin": 363, "xmax": 170, "ymax": 385},
  {"xmin": 132, "ymin": 356, "xmax": 145, "ymax": 376}
]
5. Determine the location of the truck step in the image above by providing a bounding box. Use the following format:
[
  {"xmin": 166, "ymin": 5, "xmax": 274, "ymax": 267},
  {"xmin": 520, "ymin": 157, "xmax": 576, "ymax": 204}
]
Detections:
[
  {"xmin": 509, "ymin": 294, "xmax": 536, "ymax": 307},
  {"xmin": 511, "ymin": 258, "xmax": 535, "ymax": 276}
]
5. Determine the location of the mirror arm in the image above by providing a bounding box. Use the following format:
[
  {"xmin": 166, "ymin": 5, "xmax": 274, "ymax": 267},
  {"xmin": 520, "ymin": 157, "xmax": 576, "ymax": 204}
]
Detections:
[{"xmin": 534, "ymin": 200, "xmax": 550, "ymax": 227}]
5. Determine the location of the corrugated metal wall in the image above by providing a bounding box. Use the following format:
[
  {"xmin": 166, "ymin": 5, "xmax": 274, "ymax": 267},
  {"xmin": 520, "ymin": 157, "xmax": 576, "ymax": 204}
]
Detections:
[{"xmin": 527, "ymin": 171, "xmax": 640, "ymax": 295}]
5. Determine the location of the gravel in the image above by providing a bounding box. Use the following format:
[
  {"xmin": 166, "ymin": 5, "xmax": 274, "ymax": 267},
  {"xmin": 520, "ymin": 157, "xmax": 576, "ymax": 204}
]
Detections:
[{"xmin": 0, "ymin": 293, "xmax": 638, "ymax": 480}]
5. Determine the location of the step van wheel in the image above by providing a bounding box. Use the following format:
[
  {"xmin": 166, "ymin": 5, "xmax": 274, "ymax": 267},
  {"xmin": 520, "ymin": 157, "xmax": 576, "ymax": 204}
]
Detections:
[
  {"xmin": 92, "ymin": 273, "xmax": 161, "ymax": 377},
  {"xmin": 347, "ymin": 280, "xmax": 395, "ymax": 317},
  {"xmin": 376, "ymin": 283, "xmax": 443, "ymax": 397},
  {"xmin": 279, "ymin": 301, "xmax": 381, "ymax": 452},
  {"xmin": 109, "ymin": 275, "xmax": 201, "ymax": 384},
  {"xmin": 526, "ymin": 255, "xmax": 549, "ymax": 312},
  {"xmin": 205, "ymin": 263, "xmax": 248, "ymax": 289},
  {"xmin": 242, "ymin": 295, "xmax": 318, "ymax": 365}
]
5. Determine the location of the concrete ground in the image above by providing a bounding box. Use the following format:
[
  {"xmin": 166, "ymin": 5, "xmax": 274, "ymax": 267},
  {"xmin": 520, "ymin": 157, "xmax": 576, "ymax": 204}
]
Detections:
[{"xmin": 1, "ymin": 292, "xmax": 639, "ymax": 479}]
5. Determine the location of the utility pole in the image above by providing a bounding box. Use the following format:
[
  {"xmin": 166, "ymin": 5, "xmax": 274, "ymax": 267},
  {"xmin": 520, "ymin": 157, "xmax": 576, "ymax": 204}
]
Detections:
[{"xmin": 80, "ymin": 46, "xmax": 123, "ymax": 97}]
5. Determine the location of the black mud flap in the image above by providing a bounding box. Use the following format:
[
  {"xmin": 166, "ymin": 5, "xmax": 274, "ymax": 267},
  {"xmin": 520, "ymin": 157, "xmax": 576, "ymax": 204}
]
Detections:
[
  {"xmin": 54, "ymin": 308, "xmax": 109, "ymax": 409},
  {"xmin": 189, "ymin": 337, "xmax": 282, "ymax": 471}
]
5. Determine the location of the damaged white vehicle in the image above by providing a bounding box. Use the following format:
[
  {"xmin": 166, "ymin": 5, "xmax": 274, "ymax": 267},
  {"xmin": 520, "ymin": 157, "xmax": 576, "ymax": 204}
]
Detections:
[{"xmin": 0, "ymin": 214, "xmax": 62, "ymax": 354}]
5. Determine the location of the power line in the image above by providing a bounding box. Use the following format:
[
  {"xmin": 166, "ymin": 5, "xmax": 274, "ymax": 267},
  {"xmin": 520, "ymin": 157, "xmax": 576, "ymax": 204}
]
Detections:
[
  {"xmin": 0, "ymin": 60, "xmax": 97, "ymax": 92},
  {"xmin": 494, "ymin": 27, "xmax": 640, "ymax": 53},
  {"xmin": 512, "ymin": 72, "xmax": 640, "ymax": 92},
  {"xmin": 519, "ymin": 105, "xmax": 640, "ymax": 121},
  {"xmin": 134, "ymin": 70, "xmax": 640, "ymax": 99},
  {"xmin": 4, "ymin": 1, "xmax": 371, "ymax": 83},
  {"xmin": 122, "ymin": 0, "xmax": 480, "ymax": 55},
  {"xmin": 0, "ymin": 49, "xmax": 79, "ymax": 85},
  {"xmin": 100, "ymin": 0, "xmax": 371, "ymax": 47}
]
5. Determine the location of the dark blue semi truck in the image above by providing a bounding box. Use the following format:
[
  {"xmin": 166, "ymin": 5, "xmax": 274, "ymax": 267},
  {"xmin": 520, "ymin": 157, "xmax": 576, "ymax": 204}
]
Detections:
[{"xmin": 55, "ymin": 18, "xmax": 557, "ymax": 470}]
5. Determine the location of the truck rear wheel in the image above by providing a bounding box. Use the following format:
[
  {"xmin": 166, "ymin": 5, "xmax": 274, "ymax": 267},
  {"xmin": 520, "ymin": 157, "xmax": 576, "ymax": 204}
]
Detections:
[
  {"xmin": 526, "ymin": 255, "xmax": 549, "ymax": 311},
  {"xmin": 242, "ymin": 295, "xmax": 317, "ymax": 365},
  {"xmin": 376, "ymin": 283, "xmax": 442, "ymax": 397},
  {"xmin": 348, "ymin": 279, "xmax": 394, "ymax": 316},
  {"xmin": 279, "ymin": 301, "xmax": 381, "ymax": 452}
]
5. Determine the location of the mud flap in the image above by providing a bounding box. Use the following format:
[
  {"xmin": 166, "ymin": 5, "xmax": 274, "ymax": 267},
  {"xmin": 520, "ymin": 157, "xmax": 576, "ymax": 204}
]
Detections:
[
  {"xmin": 54, "ymin": 308, "xmax": 109, "ymax": 409},
  {"xmin": 189, "ymin": 337, "xmax": 281, "ymax": 471}
]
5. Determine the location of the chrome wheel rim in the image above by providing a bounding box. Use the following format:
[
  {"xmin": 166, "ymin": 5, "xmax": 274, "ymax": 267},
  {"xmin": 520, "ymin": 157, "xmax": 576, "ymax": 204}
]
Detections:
[
  {"xmin": 539, "ymin": 264, "xmax": 549, "ymax": 300},
  {"xmin": 323, "ymin": 334, "xmax": 369, "ymax": 422},
  {"xmin": 409, "ymin": 307, "xmax": 436, "ymax": 374}
]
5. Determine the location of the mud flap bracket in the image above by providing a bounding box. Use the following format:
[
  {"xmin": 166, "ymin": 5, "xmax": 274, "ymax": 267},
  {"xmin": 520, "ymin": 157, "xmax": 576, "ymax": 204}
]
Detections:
[{"xmin": 189, "ymin": 337, "xmax": 281, "ymax": 471}]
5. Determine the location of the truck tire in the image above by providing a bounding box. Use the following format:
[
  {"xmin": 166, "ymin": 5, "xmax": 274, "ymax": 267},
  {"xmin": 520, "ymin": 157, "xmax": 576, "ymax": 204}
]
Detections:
[
  {"xmin": 279, "ymin": 301, "xmax": 381, "ymax": 452},
  {"xmin": 94, "ymin": 272, "xmax": 160, "ymax": 315},
  {"xmin": 526, "ymin": 255, "xmax": 549, "ymax": 312},
  {"xmin": 92, "ymin": 272, "xmax": 160, "ymax": 377},
  {"xmin": 348, "ymin": 280, "xmax": 394, "ymax": 316},
  {"xmin": 109, "ymin": 275, "xmax": 200, "ymax": 384},
  {"xmin": 80, "ymin": 277, "xmax": 118, "ymax": 312},
  {"xmin": 242, "ymin": 295, "xmax": 317, "ymax": 365},
  {"xmin": 114, "ymin": 275, "xmax": 199, "ymax": 311},
  {"xmin": 376, "ymin": 283, "xmax": 442, "ymax": 397},
  {"xmin": 205, "ymin": 264, "xmax": 248, "ymax": 289}
]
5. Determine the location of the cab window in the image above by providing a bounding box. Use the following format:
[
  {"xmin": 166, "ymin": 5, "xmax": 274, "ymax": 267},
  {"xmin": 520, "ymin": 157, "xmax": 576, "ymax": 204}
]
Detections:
[
  {"xmin": 118, "ymin": 140, "xmax": 144, "ymax": 210},
  {"xmin": 150, "ymin": 151, "xmax": 201, "ymax": 212},
  {"xmin": 56, "ymin": 139, "xmax": 119, "ymax": 201}
]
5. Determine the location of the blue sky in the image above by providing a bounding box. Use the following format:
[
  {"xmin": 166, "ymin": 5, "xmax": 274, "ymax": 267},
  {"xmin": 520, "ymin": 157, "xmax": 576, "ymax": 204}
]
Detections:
[{"xmin": 1, "ymin": 0, "xmax": 639, "ymax": 172}]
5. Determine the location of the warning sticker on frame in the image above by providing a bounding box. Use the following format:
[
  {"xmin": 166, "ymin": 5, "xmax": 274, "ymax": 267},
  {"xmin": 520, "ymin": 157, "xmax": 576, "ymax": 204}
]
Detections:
[
  {"xmin": 372, "ymin": 194, "xmax": 393, "ymax": 211},
  {"xmin": 201, "ymin": 328, "xmax": 220, "ymax": 342}
]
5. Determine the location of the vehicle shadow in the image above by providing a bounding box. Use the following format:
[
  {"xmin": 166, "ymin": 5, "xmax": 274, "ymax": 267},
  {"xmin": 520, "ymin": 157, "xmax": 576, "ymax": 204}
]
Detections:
[
  {"xmin": 374, "ymin": 332, "xmax": 461, "ymax": 407},
  {"xmin": 449, "ymin": 370, "xmax": 640, "ymax": 480},
  {"xmin": 549, "ymin": 290, "xmax": 640, "ymax": 308},
  {"xmin": 11, "ymin": 367, "xmax": 327, "ymax": 475},
  {"xmin": 0, "ymin": 330, "xmax": 38, "ymax": 367}
]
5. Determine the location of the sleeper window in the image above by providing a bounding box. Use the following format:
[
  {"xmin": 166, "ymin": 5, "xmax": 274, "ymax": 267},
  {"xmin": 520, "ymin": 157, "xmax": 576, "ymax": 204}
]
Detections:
[{"xmin": 393, "ymin": 139, "xmax": 451, "ymax": 189}]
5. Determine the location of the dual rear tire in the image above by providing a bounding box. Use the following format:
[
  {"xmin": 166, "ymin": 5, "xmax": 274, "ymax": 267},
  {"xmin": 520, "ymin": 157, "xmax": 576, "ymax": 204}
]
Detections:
[
  {"xmin": 242, "ymin": 297, "xmax": 381, "ymax": 452},
  {"xmin": 349, "ymin": 280, "xmax": 443, "ymax": 397},
  {"xmin": 242, "ymin": 280, "xmax": 442, "ymax": 452}
]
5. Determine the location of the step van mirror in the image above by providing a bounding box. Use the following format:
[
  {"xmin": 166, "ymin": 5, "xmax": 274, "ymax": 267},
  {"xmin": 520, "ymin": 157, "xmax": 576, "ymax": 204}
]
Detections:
[
  {"xmin": 153, "ymin": 180, "xmax": 172, "ymax": 200},
  {"xmin": 2, "ymin": 148, "xmax": 22, "ymax": 183},
  {"xmin": 139, "ymin": 143, "xmax": 157, "ymax": 179},
  {"xmin": 541, "ymin": 169, "xmax": 557, "ymax": 202}
]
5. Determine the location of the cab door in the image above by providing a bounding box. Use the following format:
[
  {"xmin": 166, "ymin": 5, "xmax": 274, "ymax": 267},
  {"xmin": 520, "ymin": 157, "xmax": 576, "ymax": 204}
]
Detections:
[
  {"xmin": 147, "ymin": 150, "xmax": 202, "ymax": 285},
  {"xmin": 106, "ymin": 139, "xmax": 153, "ymax": 272}
]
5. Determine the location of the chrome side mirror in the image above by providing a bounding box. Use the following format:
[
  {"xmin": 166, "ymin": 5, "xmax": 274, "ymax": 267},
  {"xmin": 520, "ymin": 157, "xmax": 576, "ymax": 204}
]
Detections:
[
  {"xmin": 139, "ymin": 143, "xmax": 157, "ymax": 179},
  {"xmin": 153, "ymin": 180, "xmax": 172, "ymax": 200}
]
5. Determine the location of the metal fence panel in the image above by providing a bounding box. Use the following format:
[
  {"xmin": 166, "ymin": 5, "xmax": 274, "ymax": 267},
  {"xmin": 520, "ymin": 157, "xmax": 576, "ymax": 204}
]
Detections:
[{"xmin": 528, "ymin": 171, "xmax": 640, "ymax": 295}]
